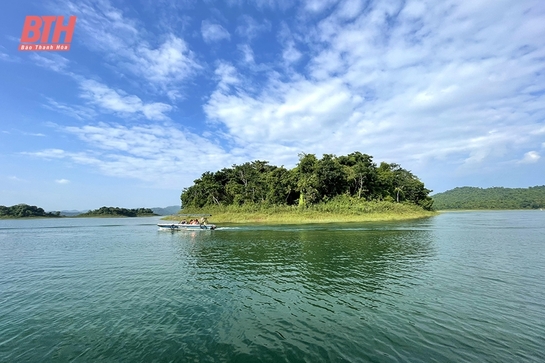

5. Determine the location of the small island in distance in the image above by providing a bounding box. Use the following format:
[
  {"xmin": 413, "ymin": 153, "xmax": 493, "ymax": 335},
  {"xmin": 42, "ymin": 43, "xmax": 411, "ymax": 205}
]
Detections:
[
  {"xmin": 76, "ymin": 207, "xmax": 157, "ymax": 217},
  {"xmin": 0, "ymin": 204, "xmax": 63, "ymax": 219},
  {"xmin": 0, "ymin": 205, "xmax": 167, "ymax": 219}
]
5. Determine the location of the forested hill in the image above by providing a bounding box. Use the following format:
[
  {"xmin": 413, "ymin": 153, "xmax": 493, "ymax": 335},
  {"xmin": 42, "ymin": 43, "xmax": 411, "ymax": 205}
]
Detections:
[
  {"xmin": 432, "ymin": 186, "xmax": 545, "ymax": 210},
  {"xmin": 0, "ymin": 204, "xmax": 61, "ymax": 218},
  {"xmin": 181, "ymin": 152, "xmax": 434, "ymax": 210},
  {"xmin": 77, "ymin": 207, "xmax": 157, "ymax": 217}
]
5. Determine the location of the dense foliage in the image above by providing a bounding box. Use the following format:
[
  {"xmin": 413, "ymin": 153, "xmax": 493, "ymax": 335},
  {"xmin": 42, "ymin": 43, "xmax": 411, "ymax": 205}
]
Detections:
[
  {"xmin": 432, "ymin": 186, "xmax": 545, "ymax": 209},
  {"xmin": 181, "ymin": 152, "xmax": 433, "ymax": 210},
  {"xmin": 0, "ymin": 204, "xmax": 61, "ymax": 218},
  {"xmin": 78, "ymin": 207, "xmax": 157, "ymax": 217}
]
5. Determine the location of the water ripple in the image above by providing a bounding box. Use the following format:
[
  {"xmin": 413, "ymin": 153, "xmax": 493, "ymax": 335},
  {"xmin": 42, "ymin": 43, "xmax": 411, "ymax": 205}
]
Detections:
[{"xmin": 1, "ymin": 213, "xmax": 545, "ymax": 362}]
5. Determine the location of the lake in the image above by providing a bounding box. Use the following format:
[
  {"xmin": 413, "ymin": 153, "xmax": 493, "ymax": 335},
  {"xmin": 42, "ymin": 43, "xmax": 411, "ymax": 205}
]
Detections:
[{"xmin": 1, "ymin": 211, "xmax": 544, "ymax": 362}]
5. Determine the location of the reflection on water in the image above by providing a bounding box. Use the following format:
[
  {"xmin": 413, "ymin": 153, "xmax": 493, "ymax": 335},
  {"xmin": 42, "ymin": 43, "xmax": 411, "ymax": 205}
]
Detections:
[
  {"xmin": 1, "ymin": 214, "xmax": 545, "ymax": 362},
  {"xmin": 179, "ymin": 225, "xmax": 435, "ymax": 298}
]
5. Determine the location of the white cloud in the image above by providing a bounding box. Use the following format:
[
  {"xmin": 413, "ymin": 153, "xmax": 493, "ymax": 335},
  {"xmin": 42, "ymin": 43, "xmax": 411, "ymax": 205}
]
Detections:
[
  {"xmin": 7, "ymin": 176, "xmax": 26, "ymax": 182},
  {"xmin": 204, "ymin": 0, "xmax": 545, "ymax": 175},
  {"xmin": 79, "ymin": 80, "xmax": 172, "ymax": 120},
  {"xmin": 30, "ymin": 54, "xmax": 70, "ymax": 72},
  {"xmin": 201, "ymin": 20, "xmax": 231, "ymax": 43},
  {"xmin": 0, "ymin": 45, "xmax": 18, "ymax": 62},
  {"xmin": 205, "ymin": 77, "xmax": 358, "ymax": 155},
  {"xmin": 336, "ymin": 0, "xmax": 364, "ymax": 20},
  {"xmin": 277, "ymin": 22, "xmax": 303, "ymax": 66},
  {"xmin": 54, "ymin": 0, "xmax": 200, "ymax": 98},
  {"xmin": 44, "ymin": 98, "xmax": 97, "ymax": 120},
  {"xmin": 25, "ymin": 149, "xmax": 67, "ymax": 159},
  {"xmin": 214, "ymin": 62, "xmax": 241, "ymax": 91},
  {"xmin": 132, "ymin": 35, "xmax": 200, "ymax": 94},
  {"xmin": 55, "ymin": 179, "xmax": 71, "ymax": 184},
  {"xmin": 519, "ymin": 151, "xmax": 541, "ymax": 164},
  {"xmin": 239, "ymin": 44, "xmax": 255, "ymax": 64},
  {"xmin": 26, "ymin": 123, "xmax": 237, "ymax": 188},
  {"xmin": 282, "ymin": 41, "xmax": 302, "ymax": 64},
  {"xmin": 305, "ymin": 0, "xmax": 338, "ymax": 13}
]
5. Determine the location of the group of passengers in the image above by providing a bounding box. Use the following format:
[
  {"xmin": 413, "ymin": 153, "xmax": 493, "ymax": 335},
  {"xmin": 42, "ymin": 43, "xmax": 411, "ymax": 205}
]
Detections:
[{"xmin": 179, "ymin": 218, "xmax": 207, "ymax": 225}]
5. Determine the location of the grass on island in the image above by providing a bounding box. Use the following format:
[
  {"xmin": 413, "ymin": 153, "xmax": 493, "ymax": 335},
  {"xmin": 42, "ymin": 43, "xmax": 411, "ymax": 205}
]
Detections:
[{"xmin": 163, "ymin": 200, "xmax": 436, "ymax": 224}]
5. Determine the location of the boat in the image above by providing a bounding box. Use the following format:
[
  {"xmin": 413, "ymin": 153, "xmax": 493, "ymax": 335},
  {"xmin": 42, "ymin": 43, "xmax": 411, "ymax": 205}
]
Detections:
[{"xmin": 157, "ymin": 214, "xmax": 217, "ymax": 231}]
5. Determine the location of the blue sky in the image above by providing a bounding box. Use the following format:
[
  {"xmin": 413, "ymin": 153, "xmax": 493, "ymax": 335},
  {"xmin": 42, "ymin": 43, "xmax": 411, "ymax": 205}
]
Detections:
[{"xmin": 1, "ymin": 0, "xmax": 544, "ymax": 211}]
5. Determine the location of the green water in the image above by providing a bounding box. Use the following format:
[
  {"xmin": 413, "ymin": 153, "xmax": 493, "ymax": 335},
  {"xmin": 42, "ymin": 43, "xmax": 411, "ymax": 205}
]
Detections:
[{"xmin": 1, "ymin": 211, "xmax": 544, "ymax": 362}]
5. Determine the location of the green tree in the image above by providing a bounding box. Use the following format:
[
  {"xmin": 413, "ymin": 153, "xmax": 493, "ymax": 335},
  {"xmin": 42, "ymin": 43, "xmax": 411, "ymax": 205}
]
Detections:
[
  {"xmin": 265, "ymin": 167, "xmax": 298, "ymax": 205},
  {"xmin": 295, "ymin": 153, "xmax": 320, "ymax": 206},
  {"xmin": 338, "ymin": 152, "xmax": 378, "ymax": 199},
  {"xmin": 314, "ymin": 154, "xmax": 348, "ymax": 201}
]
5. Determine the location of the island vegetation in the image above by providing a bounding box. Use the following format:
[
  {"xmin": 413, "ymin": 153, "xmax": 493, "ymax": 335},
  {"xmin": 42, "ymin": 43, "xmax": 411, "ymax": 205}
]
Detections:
[
  {"xmin": 0, "ymin": 204, "xmax": 158, "ymax": 219},
  {"xmin": 76, "ymin": 206, "xmax": 157, "ymax": 217},
  {"xmin": 0, "ymin": 204, "xmax": 62, "ymax": 218},
  {"xmin": 176, "ymin": 152, "xmax": 435, "ymax": 223},
  {"xmin": 432, "ymin": 186, "xmax": 545, "ymax": 210}
]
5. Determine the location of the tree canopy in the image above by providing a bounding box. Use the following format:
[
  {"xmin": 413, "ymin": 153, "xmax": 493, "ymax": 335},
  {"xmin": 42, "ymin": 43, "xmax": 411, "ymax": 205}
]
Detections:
[
  {"xmin": 77, "ymin": 207, "xmax": 157, "ymax": 217},
  {"xmin": 432, "ymin": 186, "xmax": 545, "ymax": 209},
  {"xmin": 181, "ymin": 152, "xmax": 433, "ymax": 210},
  {"xmin": 0, "ymin": 204, "xmax": 61, "ymax": 218}
]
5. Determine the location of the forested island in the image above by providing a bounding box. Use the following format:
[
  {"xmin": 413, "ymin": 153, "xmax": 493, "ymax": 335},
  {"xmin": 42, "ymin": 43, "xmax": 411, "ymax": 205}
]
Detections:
[
  {"xmin": 177, "ymin": 152, "xmax": 435, "ymax": 223},
  {"xmin": 0, "ymin": 204, "xmax": 61, "ymax": 218},
  {"xmin": 76, "ymin": 207, "xmax": 157, "ymax": 217},
  {"xmin": 432, "ymin": 186, "xmax": 545, "ymax": 210}
]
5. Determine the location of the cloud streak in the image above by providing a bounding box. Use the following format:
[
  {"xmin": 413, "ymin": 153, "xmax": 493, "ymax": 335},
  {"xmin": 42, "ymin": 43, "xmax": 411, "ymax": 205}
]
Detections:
[
  {"xmin": 79, "ymin": 80, "xmax": 173, "ymax": 121},
  {"xmin": 54, "ymin": 0, "xmax": 201, "ymax": 98},
  {"xmin": 26, "ymin": 122, "xmax": 235, "ymax": 188}
]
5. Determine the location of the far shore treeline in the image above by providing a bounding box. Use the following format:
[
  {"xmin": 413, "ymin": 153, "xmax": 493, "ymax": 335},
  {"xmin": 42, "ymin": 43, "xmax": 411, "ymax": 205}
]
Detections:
[
  {"xmin": 180, "ymin": 152, "xmax": 434, "ymax": 211},
  {"xmin": 432, "ymin": 186, "xmax": 545, "ymax": 210},
  {"xmin": 0, "ymin": 204, "xmax": 156, "ymax": 218}
]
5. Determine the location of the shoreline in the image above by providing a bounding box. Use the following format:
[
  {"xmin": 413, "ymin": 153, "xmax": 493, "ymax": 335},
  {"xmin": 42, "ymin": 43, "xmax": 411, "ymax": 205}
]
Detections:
[{"xmin": 162, "ymin": 211, "xmax": 438, "ymax": 224}]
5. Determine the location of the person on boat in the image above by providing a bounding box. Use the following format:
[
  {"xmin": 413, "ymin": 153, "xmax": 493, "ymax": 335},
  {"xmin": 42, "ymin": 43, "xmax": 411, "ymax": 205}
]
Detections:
[{"xmin": 179, "ymin": 219, "xmax": 187, "ymax": 224}]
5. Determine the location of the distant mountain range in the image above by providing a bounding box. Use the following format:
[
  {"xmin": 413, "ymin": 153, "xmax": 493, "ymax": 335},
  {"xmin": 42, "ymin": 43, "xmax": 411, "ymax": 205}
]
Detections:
[
  {"xmin": 150, "ymin": 206, "xmax": 181, "ymax": 216},
  {"xmin": 59, "ymin": 209, "xmax": 89, "ymax": 216}
]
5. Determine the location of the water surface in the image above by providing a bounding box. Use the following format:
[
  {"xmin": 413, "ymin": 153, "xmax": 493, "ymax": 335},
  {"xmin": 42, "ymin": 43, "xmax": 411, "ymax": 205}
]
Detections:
[{"xmin": 1, "ymin": 211, "xmax": 544, "ymax": 362}]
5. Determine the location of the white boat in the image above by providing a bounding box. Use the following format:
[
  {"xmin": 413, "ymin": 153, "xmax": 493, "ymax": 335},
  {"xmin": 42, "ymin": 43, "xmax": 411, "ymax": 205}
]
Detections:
[{"xmin": 157, "ymin": 214, "xmax": 217, "ymax": 231}]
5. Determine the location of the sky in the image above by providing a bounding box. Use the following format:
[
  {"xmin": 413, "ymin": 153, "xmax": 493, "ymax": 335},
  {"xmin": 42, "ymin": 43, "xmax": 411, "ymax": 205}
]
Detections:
[{"xmin": 1, "ymin": 0, "xmax": 544, "ymax": 211}]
